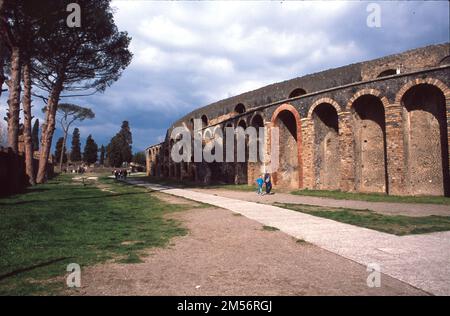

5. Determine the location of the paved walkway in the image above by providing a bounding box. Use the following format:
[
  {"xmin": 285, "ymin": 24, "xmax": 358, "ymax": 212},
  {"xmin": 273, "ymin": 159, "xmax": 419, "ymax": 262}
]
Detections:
[
  {"xmin": 191, "ymin": 189, "xmax": 450, "ymax": 217},
  {"xmin": 127, "ymin": 180, "xmax": 450, "ymax": 295}
]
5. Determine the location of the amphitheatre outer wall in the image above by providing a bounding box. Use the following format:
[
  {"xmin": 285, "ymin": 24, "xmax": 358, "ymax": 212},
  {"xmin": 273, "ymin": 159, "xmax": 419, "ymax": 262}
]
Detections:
[{"xmin": 146, "ymin": 43, "xmax": 450, "ymax": 197}]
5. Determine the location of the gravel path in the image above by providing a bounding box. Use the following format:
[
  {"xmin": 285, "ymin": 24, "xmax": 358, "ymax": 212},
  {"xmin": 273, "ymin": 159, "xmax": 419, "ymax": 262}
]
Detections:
[
  {"xmin": 75, "ymin": 207, "xmax": 425, "ymax": 295},
  {"xmin": 124, "ymin": 180, "xmax": 450, "ymax": 295}
]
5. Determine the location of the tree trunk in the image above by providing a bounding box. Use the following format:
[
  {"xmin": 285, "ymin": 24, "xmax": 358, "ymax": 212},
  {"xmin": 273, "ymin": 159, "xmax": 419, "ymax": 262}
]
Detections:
[
  {"xmin": 7, "ymin": 46, "xmax": 21, "ymax": 153},
  {"xmin": 59, "ymin": 128, "xmax": 68, "ymax": 172},
  {"xmin": 36, "ymin": 78, "xmax": 64, "ymax": 183},
  {"xmin": 22, "ymin": 61, "xmax": 35, "ymax": 185},
  {"xmin": 0, "ymin": 48, "xmax": 4, "ymax": 99}
]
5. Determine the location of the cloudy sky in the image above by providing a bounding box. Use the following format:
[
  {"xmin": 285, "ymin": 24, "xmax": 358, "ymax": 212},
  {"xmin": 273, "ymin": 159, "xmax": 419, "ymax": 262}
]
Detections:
[{"xmin": 1, "ymin": 0, "xmax": 449, "ymax": 153}]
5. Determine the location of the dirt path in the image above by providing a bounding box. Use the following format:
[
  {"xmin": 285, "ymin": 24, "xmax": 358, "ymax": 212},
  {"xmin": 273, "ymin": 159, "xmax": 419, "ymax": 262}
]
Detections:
[
  {"xmin": 190, "ymin": 189, "xmax": 450, "ymax": 217},
  {"xmin": 73, "ymin": 203, "xmax": 425, "ymax": 295}
]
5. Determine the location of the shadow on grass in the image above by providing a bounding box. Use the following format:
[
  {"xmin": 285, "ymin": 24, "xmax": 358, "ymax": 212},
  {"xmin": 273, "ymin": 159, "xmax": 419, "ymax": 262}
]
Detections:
[{"xmin": 0, "ymin": 257, "xmax": 72, "ymax": 281}]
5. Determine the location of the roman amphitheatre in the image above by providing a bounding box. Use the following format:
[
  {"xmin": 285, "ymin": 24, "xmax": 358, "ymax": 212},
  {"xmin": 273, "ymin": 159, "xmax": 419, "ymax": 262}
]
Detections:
[{"xmin": 146, "ymin": 43, "xmax": 450, "ymax": 197}]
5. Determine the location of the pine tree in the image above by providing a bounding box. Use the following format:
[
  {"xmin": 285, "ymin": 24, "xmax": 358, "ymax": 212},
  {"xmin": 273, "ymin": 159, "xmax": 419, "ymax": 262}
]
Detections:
[
  {"xmin": 106, "ymin": 135, "xmax": 123, "ymax": 168},
  {"xmin": 83, "ymin": 134, "xmax": 98, "ymax": 164},
  {"xmin": 106, "ymin": 121, "xmax": 133, "ymax": 167},
  {"xmin": 31, "ymin": 119, "xmax": 39, "ymax": 152},
  {"xmin": 33, "ymin": 0, "xmax": 132, "ymax": 183},
  {"xmin": 70, "ymin": 128, "xmax": 81, "ymax": 162},
  {"xmin": 99, "ymin": 145, "xmax": 105, "ymax": 165},
  {"xmin": 54, "ymin": 137, "xmax": 67, "ymax": 163}
]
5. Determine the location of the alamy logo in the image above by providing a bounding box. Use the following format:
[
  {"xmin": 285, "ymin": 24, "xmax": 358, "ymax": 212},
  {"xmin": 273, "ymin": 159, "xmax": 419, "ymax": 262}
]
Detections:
[
  {"xmin": 66, "ymin": 3, "xmax": 81, "ymax": 28},
  {"xmin": 169, "ymin": 119, "xmax": 280, "ymax": 172},
  {"xmin": 66, "ymin": 263, "xmax": 81, "ymax": 288},
  {"xmin": 366, "ymin": 263, "xmax": 381, "ymax": 288},
  {"xmin": 366, "ymin": 3, "xmax": 381, "ymax": 28}
]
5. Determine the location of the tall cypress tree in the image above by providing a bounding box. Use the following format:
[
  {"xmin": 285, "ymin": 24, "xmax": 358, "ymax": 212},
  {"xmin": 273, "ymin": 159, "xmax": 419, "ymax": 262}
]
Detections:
[
  {"xmin": 83, "ymin": 134, "xmax": 98, "ymax": 164},
  {"xmin": 106, "ymin": 121, "xmax": 133, "ymax": 168},
  {"xmin": 99, "ymin": 145, "xmax": 105, "ymax": 165},
  {"xmin": 70, "ymin": 128, "xmax": 81, "ymax": 162},
  {"xmin": 31, "ymin": 119, "xmax": 39, "ymax": 152},
  {"xmin": 118, "ymin": 121, "xmax": 132, "ymax": 163}
]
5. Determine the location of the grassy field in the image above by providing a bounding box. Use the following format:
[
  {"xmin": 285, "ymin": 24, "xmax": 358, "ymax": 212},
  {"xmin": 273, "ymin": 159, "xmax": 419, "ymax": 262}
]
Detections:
[
  {"xmin": 0, "ymin": 174, "xmax": 191, "ymax": 295},
  {"xmin": 291, "ymin": 189, "xmax": 450, "ymax": 205},
  {"xmin": 275, "ymin": 202, "xmax": 450, "ymax": 236}
]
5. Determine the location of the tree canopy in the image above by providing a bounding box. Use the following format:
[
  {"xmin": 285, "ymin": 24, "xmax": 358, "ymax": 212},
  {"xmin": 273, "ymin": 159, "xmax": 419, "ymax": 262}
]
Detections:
[
  {"xmin": 83, "ymin": 134, "xmax": 98, "ymax": 164},
  {"xmin": 106, "ymin": 121, "xmax": 133, "ymax": 168},
  {"xmin": 70, "ymin": 128, "xmax": 81, "ymax": 162}
]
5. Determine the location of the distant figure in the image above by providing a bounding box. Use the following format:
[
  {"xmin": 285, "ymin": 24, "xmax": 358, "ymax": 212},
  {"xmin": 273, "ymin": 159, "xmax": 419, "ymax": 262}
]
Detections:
[
  {"xmin": 264, "ymin": 173, "xmax": 272, "ymax": 194},
  {"xmin": 123, "ymin": 169, "xmax": 128, "ymax": 179},
  {"xmin": 256, "ymin": 175, "xmax": 264, "ymax": 195},
  {"xmin": 114, "ymin": 169, "xmax": 119, "ymax": 180}
]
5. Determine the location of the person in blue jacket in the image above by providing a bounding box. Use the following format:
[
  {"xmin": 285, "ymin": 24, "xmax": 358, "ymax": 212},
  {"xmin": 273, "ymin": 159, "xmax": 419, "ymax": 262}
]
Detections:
[{"xmin": 256, "ymin": 175, "xmax": 264, "ymax": 195}]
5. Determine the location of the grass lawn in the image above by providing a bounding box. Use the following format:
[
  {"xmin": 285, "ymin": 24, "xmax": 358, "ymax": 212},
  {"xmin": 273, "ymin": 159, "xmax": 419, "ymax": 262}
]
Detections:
[
  {"xmin": 275, "ymin": 202, "xmax": 450, "ymax": 236},
  {"xmin": 0, "ymin": 174, "xmax": 191, "ymax": 295},
  {"xmin": 291, "ymin": 189, "xmax": 450, "ymax": 205}
]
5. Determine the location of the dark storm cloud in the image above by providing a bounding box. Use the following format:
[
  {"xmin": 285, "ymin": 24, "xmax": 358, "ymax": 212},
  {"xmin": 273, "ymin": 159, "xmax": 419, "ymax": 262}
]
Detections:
[{"xmin": 1, "ymin": 1, "xmax": 448, "ymax": 152}]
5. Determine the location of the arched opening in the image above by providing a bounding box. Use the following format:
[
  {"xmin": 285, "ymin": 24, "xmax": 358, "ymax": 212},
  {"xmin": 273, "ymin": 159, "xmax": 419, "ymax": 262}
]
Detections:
[
  {"xmin": 169, "ymin": 139, "xmax": 175, "ymax": 177},
  {"xmin": 351, "ymin": 95, "xmax": 387, "ymax": 193},
  {"xmin": 439, "ymin": 55, "xmax": 450, "ymax": 65},
  {"xmin": 377, "ymin": 69, "xmax": 396, "ymax": 78},
  {"xmin": 189, "ymin": 118, "xmax": 194, "ymax": 130},
  {"xmin": 273, "ymin": 108, "xmax": 300, "ymax": 188},
  {"xmin": 223, "ymin": 122, "xmax": 235, "ymax": 183},
  {"xmin": 248, "ymin": 114, "xmax": 265, "ymax": 184},
  {"xmin": 235, "ymin": 119, "xmax": 248, "ymax": 184},
  {"xmin": 401, "ymin": 84, "xmax": 449, "ymax": 196},
  {"xmin": 234, "ymin": 103, "xmax": 246, "ymax": 114},
  {"xmin": 312, "ymin": 103, "xmax": 339, "ymax": 190},
  {"xmin": 237, "ymin": 119, "xmax": 247, "ymax": 129},
  {"xmin": 208, "ymin": 126, "xmax": 223, "ymax": 183},
  {"xmin": 289, "ymin": 88, "xmax": 307, "ymax": 98},
  {"xmin": 201, "ymin": 115, "xmax": 208, "ymax": 128}
]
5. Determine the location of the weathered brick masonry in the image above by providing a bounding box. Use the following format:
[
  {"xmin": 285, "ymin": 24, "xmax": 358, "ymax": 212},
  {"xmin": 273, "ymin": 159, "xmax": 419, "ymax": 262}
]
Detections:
[{"xmin": 146, "ymin": 43, "xmax": 450, "ymax": 197}]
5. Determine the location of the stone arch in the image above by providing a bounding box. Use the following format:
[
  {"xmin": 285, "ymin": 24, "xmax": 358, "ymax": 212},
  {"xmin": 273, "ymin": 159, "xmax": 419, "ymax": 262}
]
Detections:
[
  {"xmin": 270, "ymin": 103, "xmax": 303, "ymax": 188},
  {"xmin": 201, "ymin": 115, "xmax": 208, "ymax": 128},
  {"xmin": 395, "ymin": 78, "xmax": 450, "ymax": 103},
  {"xmin": 308, "ymin": 97, "xmax": 342, "ymax": 118},
  {"xmin": 346, "ymin": 89, "xmax": 389, "ymax": 111},
  {"xmin": 203, "ymin": 127, "xmax": 213, "ymax": 140},
  {"xmin": 377, "ymin": 69, "xmax": 397, "ymax": 78},
  {"xmin": 235, "ymin": 119, "xmax": 249, "ymax": 184},
  {"xmin": 168, "ymin": 139, "xmax": 175, "ymax": 177},
  {"xmin": 350, "ymin": 94, "xmax": 388, "ymax": 193},
  {"xmin": 288, "ymin": 88, "xmax": 307, "ymax": 98},
  {"xmin": 222, "ymin": 121, "xmax": 236, "ymax": 183},
  {"xmin": 247, "ymin": 113, "xmax": 265, "ymax": 184},
  {"xmin": 234, "ymin": 103, "xmax": 246, "ymax": 114},
  {"xmin": 237, "ymin": 119, "xmax": 247, "ymax": 129},
  {"xmin": 310, "ymin": 102, "xmax": 340, "ymax": 190},
  {"xmin": 398, "ymin": 80, "xmax": 449, "ymax": 196},
  {"xmin": 439, "ymin": 55, "xmax": 450, "ymax": 65}
]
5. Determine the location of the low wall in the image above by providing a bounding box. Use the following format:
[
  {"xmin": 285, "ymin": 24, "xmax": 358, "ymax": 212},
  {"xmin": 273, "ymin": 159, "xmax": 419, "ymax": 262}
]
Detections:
[{"xmin": 0, "ymin": 147, "xmax": 54, "ymax": 197}]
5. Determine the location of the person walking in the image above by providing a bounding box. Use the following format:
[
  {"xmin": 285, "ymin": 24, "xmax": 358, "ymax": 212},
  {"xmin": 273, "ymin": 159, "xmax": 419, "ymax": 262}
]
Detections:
[
  {"xmin": 264, "ymin": 172, "xmax": 272, "ymax": 194},
  {"xmin": 256, "ymin": 175, "xmax": 264, "ymax": 195}
]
